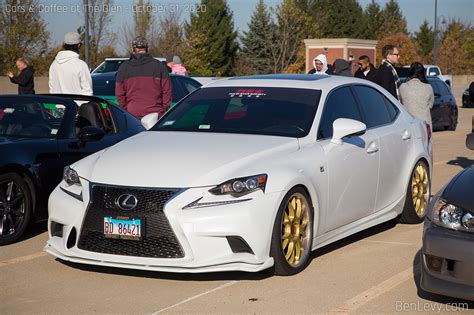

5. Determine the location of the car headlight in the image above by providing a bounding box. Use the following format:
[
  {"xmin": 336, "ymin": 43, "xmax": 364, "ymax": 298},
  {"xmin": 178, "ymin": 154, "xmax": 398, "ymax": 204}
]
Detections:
[
  {"xmin": 209, "ymin": 174, "xmax": 267, "ymax": 197},
  {"xmin": 431, "ymin": 199, "xmax": 474, "ymax": 232},
  {"xmin": 63, "ymin": 166, "xmax": 80, "ymax": 186}
]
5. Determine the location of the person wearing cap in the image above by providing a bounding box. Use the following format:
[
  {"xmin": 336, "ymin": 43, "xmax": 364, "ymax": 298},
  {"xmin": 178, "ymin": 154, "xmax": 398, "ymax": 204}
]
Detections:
[
  {"xmin": 171, "ymin": 56, "xmax": 188, "ymax": 75},
  {"xmin": 48, "ymin": 32, "xmax": 93, "ymax": 95},
  {"xmin": 115, "ymin": 36, "xmax": 172, "ymax": 119}
]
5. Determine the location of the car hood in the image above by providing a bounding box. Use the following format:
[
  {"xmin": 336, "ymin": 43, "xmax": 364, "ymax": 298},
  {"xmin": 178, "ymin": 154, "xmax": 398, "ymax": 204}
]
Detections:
[
  {"xmin": 442, "ymin": 166, "xmax": 474, "ymax": 212},
  {"xmin": 74, "ymin": 131, "xmax": 299, "ymax": 188}
]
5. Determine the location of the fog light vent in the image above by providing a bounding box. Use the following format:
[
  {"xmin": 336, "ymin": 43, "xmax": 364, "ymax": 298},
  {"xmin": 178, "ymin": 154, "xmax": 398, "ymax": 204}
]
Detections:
[
  {"xmin": 67, "ymin": 227, "xmax": 77, "ymax": 249},
  {"xmin": 226, "ymin": 236, "xmax": 254, "ymax": 254},
  {"xmin": 425, "ymin": 254, "xmax": 443, "ymax": 272},
  {"xmin": 51, "ymin": 221, "xmax": 63, "ymax": 238}
]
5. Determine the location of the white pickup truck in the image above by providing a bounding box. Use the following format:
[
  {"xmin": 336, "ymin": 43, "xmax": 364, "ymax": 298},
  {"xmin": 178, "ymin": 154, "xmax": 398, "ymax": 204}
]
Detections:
[
  {"xmin": 424, "ymin": 65, "xmax": 452, "ymax": 88},
  {"xmin": 399, "ymin": 64, "xmax": 452, "ymax": 88}
]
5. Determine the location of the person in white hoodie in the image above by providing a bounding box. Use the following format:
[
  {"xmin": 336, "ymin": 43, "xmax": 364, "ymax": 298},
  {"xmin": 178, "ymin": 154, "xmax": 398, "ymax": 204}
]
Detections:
[
  {"xmin": 308, "ymin": 54, "xmax": 329, "ymax": 75},
  {"xmin": 49, "ymin": 32, "xmax": 93, "ymax": 95}
]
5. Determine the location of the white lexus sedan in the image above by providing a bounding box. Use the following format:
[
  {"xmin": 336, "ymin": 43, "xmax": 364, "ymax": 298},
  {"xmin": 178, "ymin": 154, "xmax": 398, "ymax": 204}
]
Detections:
[{"xmin": 45, "ymin": 74, "xmax": 432, "ymax": 275}]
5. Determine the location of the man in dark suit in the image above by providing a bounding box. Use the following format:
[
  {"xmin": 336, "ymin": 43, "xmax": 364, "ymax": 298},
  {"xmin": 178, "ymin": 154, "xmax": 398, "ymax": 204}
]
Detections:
[
  {"xmin": 354, "ymin": 55, "xmax": 378, "ymax": 83},
  {"xmin": 377, "ymin": 45, "xmax": 401, "ymax": 100}
]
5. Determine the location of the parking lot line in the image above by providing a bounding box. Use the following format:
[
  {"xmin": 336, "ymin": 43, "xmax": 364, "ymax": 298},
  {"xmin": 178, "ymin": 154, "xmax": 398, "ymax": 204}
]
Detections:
[
  {"xmin": 0, "ymin": 252, "xmax": 48, "ymax": 268},
  {"xmin": 151, "ymin": 281, "xmax": 238, "ymax": 314},
  {"xmin": 328, "ymin": 264, "xmax": 421, "ymax": 314}
]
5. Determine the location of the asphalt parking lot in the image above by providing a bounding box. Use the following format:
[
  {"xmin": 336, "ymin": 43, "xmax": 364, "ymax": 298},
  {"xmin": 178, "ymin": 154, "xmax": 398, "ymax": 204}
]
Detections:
[{"xmin": 2, "ymin": 107, "xmax": 474, "ymax": 314}]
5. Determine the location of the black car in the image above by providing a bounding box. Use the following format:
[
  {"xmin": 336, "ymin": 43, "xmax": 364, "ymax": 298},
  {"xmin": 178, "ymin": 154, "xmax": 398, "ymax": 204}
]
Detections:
[
  {"xmin": 0, "ymin": 94, "xmax": 145, "ymax": 245},
  {"xmin": 400, "ymin": 77, "xmax": 458, "ymax": 131},
  {"xmin": 421, "ymin": 129, "xmax": 474, "ymax": 300}
]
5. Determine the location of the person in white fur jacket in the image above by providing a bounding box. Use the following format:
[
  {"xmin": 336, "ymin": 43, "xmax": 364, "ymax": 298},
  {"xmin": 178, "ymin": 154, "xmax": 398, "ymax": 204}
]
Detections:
[{"xmin": 49, "ymin": 32, "xmax": 93, "ymax": 96}]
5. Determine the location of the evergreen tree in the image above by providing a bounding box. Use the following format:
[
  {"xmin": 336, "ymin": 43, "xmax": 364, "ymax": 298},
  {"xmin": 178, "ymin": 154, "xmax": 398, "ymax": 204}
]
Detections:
[
  {"xmin": 240, "ymin": 0, "xmax": 274, "ymax": 74},
  {"xmin": 377, "ymin": 0, "xmax": 408, "ymax": 39},
  {"xmin": 311, "ymin": 0, "xmax": 366, "ymax": 39},
  {"xmin": 365, "ymin": 0, "xmax": 382, "ymax": 40},
  {"xmin": 0, "ymin": 0, "xmax": 49, "ymax": 74},
  {"xmin": 413, "ymin": 20, "xmax": 434, "ymax": 62},
  {"xmin": 184, "ymin": 0, "xmax": 238, "ymax": 76}
]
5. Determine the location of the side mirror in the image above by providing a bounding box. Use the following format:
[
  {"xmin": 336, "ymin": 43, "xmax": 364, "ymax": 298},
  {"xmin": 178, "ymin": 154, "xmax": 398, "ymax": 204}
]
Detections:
[
  {"xmin": 141, "ymin": 113, "xmax": 159, "ymax": 130},
  {"xmin": 78, "ymin": 126, "xmax": 105, "ymax": 143},
  {"xmin": 331, "ymin": 118, "xmax": 367, "ymax": 145}
]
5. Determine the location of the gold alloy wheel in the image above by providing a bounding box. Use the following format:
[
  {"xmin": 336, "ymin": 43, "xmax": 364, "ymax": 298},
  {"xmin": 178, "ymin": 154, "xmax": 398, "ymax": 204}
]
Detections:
[
  {"xmin": 281, "ymin": 193, "xmax": 310, "ymax": 267},
  {"xmin": 411, "ymin": 163, "xmax": 429, "ymax": 217}
]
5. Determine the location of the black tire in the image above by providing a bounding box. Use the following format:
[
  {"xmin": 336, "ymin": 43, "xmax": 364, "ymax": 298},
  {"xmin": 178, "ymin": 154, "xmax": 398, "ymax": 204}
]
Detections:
[
  {"xmin": 270, "ymin": 187, "xmax": 313, "ymax": 276},
  {"xmin": 447, "ymin": 110, "xmax": 458, "ymax": 131},
  {"xmin": 0, "ymin": 173, "xmax": 32, "ymax": 245},
  {"xmin": 399, "ymin": 161, "xmax": 430, "ymax": 224}
]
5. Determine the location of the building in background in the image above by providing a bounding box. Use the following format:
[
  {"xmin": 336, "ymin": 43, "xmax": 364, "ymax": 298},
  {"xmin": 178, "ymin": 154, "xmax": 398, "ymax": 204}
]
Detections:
[{"xmin": 304, "ymin": 38, "xmax": 378, "ymax": 74}]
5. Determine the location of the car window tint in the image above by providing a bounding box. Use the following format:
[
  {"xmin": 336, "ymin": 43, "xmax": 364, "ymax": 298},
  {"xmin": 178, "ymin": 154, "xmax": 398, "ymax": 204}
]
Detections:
[
  {"xmin": 170, "ymin": 76, "xmax": 185, "ymax": 102},
  {"xmin": 353, "ymin": 85, "xmax": 392, "ymax": 128},
  {"xmin": 0, "ymin": 102, "xmax": 65, "ymax": 138},
  {"xmin": 318, "ymin": 87, "xmax": 362, "ymax": 140},
  {"xmin": 429, "ymin": 80, "xmax": 441, "ymax": 96},
  {"xmin": 437, "ymin": 81, "xmax": 450, "ymax": 96},
  {"xmin": 383, "ymin": 97, "xmax": 399, "ymax": 121}
]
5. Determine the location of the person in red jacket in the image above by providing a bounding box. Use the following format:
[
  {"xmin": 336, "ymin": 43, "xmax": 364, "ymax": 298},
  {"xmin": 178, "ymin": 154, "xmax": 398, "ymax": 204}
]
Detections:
[{"xmin": 115, "ymin": 36, "xmax": 172, "ymax": 119}]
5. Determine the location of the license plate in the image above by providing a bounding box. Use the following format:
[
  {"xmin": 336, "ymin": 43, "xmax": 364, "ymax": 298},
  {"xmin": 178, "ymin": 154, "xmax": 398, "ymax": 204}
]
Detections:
[{"xmin": 104, "ymin": 217, "xmax": 141, "ymax": 240}]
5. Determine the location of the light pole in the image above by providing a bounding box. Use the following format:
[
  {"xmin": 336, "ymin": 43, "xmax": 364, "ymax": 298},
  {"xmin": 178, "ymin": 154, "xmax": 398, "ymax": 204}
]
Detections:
[
  {"xmin": 433, "ymin": 0, "xmax": 438, "ymax": 65},
  {"xmin": 84, "ymin": 0, "xmax": 90, "ymax": 68}
]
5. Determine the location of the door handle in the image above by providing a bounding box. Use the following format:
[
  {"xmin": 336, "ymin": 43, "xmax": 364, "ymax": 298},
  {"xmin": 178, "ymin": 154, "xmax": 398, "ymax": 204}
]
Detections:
[
  {"xmin": 402, "ymin": 130, "xmax": 411, "ymax": 141},
  {"xmin": 367, "ymin": 142, "xmax": 379, "ymax": 154}
]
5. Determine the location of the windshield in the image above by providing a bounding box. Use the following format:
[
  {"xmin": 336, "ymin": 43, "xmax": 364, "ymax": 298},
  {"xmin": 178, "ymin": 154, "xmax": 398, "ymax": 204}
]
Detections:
[
  {"xmin": 152, "ymin": 87, "xmax": 321, "ymax": 137},
  {"xmin": 92, "ymin": 60, "xmax": 125, "ymax": 74},
  {"xmin": 0, "ymin": 102, "xmax": 65, "ymax": 138}
]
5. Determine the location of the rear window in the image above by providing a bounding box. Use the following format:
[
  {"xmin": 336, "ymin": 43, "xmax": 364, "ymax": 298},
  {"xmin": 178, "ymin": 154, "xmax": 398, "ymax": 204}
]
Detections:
[{"xmin": 153, "ymin": 87, "xmax": 321, "ymax": 137}]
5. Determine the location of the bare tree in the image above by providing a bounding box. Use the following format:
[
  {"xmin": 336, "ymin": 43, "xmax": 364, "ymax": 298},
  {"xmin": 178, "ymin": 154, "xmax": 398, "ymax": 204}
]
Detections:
[
  {"xmin": 151, "ymin": 10, "xmax": 185, "ymax": 57},
  {"xmin": 119, "ymin": 0, "xmax": 157, "ymax": 54},
  {"xmin": 82, "ymin": 0, "xmax": 114, "ymax": 65}
]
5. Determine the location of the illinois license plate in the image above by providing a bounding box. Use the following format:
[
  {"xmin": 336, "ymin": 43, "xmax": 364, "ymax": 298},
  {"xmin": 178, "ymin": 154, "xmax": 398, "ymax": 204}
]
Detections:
[{"xmin": 104, "ymin": 217, "xmax": 142, "ymax": 240}]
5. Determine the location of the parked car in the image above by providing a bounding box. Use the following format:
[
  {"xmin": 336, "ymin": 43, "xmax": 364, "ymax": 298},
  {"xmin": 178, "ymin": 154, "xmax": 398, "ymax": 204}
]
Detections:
[
  {"xmin": 420, "ymin": 128, "xmax": 474, "ymax": 300},
  {"xmin": 0, "ymin": 94, "xmax": 144, "ymax": 245},
  {"xmin": 45, "ymin": 74, "xmax": 432, "ymax": 275},
  {"xmin": 397, "ymin": 65, "xmax": 452, "ymax": 88},
  {"xmin": 462, "ymin": 82, "xmax": 474, "ymax": 108},
  {"xmin": 400, "ymin": 77, "xmax": 458, "ymax": 131}
]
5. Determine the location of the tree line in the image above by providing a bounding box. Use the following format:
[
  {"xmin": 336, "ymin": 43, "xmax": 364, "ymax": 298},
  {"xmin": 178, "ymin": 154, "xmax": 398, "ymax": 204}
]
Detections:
[{"xmin": 0, "ymin": 0, "xmax": 473, "ymax": 76}]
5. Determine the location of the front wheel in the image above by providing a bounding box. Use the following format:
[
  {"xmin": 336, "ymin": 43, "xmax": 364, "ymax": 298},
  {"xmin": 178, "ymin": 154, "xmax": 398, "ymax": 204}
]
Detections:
[
  {"xmin": 399, "ymin": 161, "xmax": 430, "ymax": 224},
  {"xmin": 270, "ymin": 187, "xmax": 313, "ymax": 275},
  {"xmin": 0, "ymin": 173, "xmax": 32, "ymax": 245}
]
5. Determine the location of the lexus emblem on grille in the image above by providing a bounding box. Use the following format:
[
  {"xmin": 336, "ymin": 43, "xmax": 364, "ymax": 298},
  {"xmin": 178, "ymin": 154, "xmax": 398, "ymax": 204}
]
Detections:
[{"xmin": 115, "ymin": 194, "xmax": 138, "ymax": 211}]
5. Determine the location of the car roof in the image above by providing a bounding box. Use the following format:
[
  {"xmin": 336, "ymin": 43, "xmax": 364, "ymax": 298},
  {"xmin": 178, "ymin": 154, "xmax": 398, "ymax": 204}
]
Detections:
[{"xmin": 202, "ymin": 74, "xmax": 372, "ymax": 90}]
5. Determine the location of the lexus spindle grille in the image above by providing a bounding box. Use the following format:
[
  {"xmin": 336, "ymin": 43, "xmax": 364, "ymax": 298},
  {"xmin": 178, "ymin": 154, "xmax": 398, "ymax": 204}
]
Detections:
[{"xmin": 78, "ymin": 184, "xmax": 184, "ymax": 258}]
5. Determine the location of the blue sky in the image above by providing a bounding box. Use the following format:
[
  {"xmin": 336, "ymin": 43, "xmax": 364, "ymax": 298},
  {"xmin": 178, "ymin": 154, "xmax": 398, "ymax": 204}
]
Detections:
[{"xmin": 28, "ymin": 0, "xmax": 474, "ymax": 49}]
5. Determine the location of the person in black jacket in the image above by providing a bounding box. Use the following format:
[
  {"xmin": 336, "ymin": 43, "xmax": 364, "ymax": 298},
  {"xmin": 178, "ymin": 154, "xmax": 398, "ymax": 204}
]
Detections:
[
  {"xmin": 377, "ymin": 45, "xmax": 401, "ymax": 100},
  {"xmin": 6, "ymin": 58, "xmax": 35, "ymax": 94},
  {"xmin": 354, "ymin": 55, "xmax": 378, "ymax": 83}
]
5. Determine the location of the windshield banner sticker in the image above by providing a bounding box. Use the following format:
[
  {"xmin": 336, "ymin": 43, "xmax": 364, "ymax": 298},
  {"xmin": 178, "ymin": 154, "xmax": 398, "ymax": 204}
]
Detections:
[{"xmin": 229, "ymin": 89, "xmax": 266, "ymax": 98}]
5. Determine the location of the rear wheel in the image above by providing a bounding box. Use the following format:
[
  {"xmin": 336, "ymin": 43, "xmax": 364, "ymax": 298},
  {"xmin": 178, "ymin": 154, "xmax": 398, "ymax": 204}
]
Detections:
[
  {"xmin": 270, "ymin": 187, "xmax": 313, "ymax": 275},
  {"xmin": 399, "ymin": 161, "xmax": 430, "ymax": 224},
  {"xmin": 0, "ymin": 173, "xmax": 32, "ymax": 245}
]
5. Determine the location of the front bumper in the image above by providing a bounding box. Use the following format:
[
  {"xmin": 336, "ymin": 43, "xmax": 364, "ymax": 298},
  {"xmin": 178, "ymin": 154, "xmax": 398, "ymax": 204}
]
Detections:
[
  {"xmin": 45, "ymin": 181, "xmax": 283, "ymax": 273},
  {"xmin": 462, "ymin": 94, "xmax": 474, "ymax": 108},
  {"xmin": 420, "ymin": 219, "xmax": 474, "ymax": 301}
]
